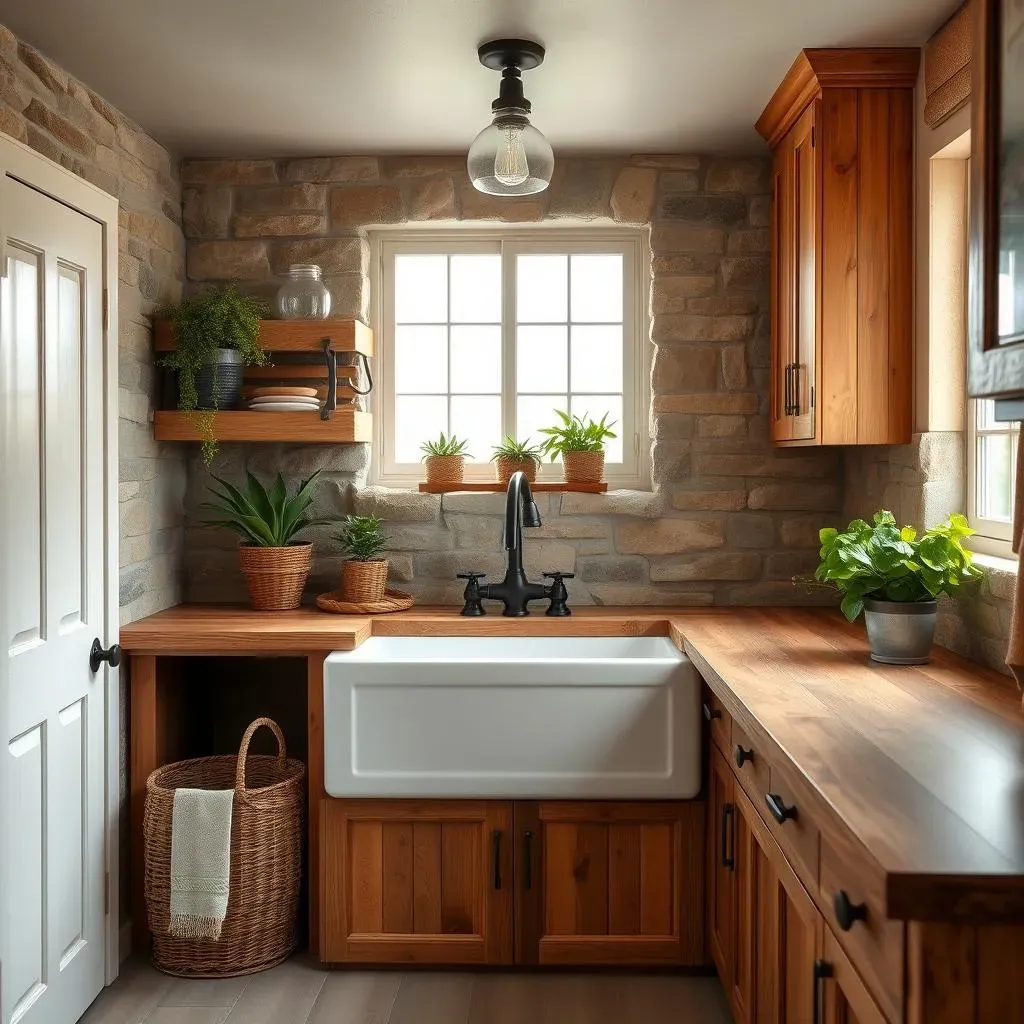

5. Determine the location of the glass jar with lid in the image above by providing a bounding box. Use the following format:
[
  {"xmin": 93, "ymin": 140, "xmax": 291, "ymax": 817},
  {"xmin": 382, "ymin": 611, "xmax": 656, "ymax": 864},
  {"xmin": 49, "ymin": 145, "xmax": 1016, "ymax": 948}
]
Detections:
[{"xmin": 275, "ymin": 264, "xmax": 332, "ymax": 319}]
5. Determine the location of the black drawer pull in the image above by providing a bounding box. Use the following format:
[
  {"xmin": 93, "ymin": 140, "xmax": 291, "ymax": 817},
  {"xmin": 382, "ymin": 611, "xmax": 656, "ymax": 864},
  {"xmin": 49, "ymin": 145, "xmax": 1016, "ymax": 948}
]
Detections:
[
  {"xmin": 523, "ymin": 829, "xmax": 533, "ymax": 890},
  {"xmin": 765, "ymin": 791, "xmax": 797, "ymax": 825},
  {"xmin": 703, "ymin": 702, "xmax": 721, "ymax": 722},
  {"xmin": 735, "ymin": 745, "xmax": 754, "ymax": 768},
  {"xmin": 812, "ymin": 959, "xmax": 833, "ymax": 1024},
  {"xmin": 721, "ymin": 802, "xmax": 735, "ymax": 870},
  {"xmin": 492, "ymin": 830, "xmax": 502, "ymax": 890},
  {"xmin": 833, "ymin": 889, "xmax": 868, "ymax": 931}
]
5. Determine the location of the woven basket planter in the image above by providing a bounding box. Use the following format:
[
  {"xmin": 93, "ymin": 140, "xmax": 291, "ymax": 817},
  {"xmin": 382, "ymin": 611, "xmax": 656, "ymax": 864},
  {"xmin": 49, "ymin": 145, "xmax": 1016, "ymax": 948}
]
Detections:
[
  {"xmin": 144, "ymin": 718, "xmax": 305, "ymax": 977},
  {"xmin": 425, "ymin": 454, "xmax": 465, "ymax": 486},
  {"xmin": 562, "ymin": 450, "xmax": 605, "ymax": 484},
  {"xmin": 340, "ymin": 559, "xmax": 389, "ymax": 603},
  {"xmin": 238, "ymin": 543, "xmax": 311, "ymax": 611},
  {"xmin": 495, "ymin": 456, "xmax": 538, "ymax": 485}
]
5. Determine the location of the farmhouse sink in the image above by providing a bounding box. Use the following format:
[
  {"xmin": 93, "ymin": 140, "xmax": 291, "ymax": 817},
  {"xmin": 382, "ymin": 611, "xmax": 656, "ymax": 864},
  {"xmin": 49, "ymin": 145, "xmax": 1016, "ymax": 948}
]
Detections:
[{"xmin": 323, "ymin": 635, "xmax": 700, "ymax": 799}]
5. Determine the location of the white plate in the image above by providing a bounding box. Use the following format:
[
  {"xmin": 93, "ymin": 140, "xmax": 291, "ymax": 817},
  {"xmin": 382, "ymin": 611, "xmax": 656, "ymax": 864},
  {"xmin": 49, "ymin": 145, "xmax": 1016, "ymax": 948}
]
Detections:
[{"xmin": 247, "ymin": 401, "xmax": 323, "ymax": 412}]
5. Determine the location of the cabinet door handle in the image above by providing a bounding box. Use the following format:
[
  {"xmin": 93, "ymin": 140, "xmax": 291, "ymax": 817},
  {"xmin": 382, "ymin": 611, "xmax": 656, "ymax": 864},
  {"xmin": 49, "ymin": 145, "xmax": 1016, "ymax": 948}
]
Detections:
[
  {"xmin": 523, "ymin": 829, "xmax": 533, "ymax": 890},
  {"xmin": 492, "ymin": 829, "xmax": 502, "ymax": 890},
  {"xmin": 783, "ymin": 363, "xmax": 792, "ymax": 416},
  {"xmin": 833, "ymin": 889, "xmax": 868, "ymax": 931},
  {"xmin": 765, "ymin": 791, "xmax": 798, "ymax": 825},
  {"xmin": 813, "ymin": 959, "xmax": 833, "ymax": 1024},
  {"xmin": 703, "ymin": 702, "xmax": 721, "ymax": 723},
  {"xmin": 792, "ymin": 362, "xmax": 801, "ymax": 416},
  {"xmin": 721, "ymin": 802, "xmax": 735, "ymax": 870}
]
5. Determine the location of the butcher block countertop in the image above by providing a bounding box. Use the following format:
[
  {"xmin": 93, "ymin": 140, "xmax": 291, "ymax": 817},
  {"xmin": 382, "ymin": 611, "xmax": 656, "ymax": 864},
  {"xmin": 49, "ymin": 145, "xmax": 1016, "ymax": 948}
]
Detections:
[{"xmin": 119, "ymin": 604, "xmax": 1024, "ymax": 921}]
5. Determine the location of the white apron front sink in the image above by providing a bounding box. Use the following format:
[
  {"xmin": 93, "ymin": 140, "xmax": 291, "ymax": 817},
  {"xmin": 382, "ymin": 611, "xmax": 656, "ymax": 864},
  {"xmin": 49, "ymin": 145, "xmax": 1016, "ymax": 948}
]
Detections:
[{"xmin": 323, "ymin": 635, "xmax": 700, "ymax": 799}]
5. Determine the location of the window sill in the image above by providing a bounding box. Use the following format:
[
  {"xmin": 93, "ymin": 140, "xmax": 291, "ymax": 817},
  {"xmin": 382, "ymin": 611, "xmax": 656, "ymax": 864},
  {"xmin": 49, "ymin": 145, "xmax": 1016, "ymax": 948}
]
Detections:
[{"xmin": 973, "ymin": 552, "xmax": 1018, "ymax": 576}]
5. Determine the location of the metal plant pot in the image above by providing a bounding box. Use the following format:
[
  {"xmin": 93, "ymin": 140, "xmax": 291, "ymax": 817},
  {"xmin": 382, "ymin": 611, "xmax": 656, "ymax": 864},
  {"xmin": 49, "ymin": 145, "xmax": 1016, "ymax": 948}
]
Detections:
[
  {"xmin": 195, "ymin": 348, "xmax": 244, "ymax": 410},
  {"xmin": 863, "ymin": 598, "xmax": 938, "ymax": 665}
]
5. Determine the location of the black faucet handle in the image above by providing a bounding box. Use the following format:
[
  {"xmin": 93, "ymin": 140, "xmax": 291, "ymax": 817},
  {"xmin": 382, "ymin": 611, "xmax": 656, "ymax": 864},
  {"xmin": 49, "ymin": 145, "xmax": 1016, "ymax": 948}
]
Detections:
[
  {"xmin": 457, "ymin": 572, "xmax": 487, "ymax": 617},
  {"xmin": 457, "ymin": 571, "xmax": 488, "ymax": 581},
  {"xmin": 543, "ymin": 572, "xmax": 573, "ymax": 617},
  {"xmin": 542, "ymin": 572, "xmax": 576, "ymax": 580}
]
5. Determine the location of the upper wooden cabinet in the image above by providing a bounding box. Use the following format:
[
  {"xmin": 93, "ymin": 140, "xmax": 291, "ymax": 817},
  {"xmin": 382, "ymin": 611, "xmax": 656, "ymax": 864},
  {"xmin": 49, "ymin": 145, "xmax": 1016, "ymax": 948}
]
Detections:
[{"xmin": 757, "ymin": 49, "xmax": 919, "ymax": 446}]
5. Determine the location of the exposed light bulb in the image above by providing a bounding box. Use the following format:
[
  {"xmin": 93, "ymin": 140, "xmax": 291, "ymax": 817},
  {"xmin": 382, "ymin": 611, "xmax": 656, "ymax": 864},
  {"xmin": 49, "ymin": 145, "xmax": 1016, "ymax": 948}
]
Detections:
[{"xmin": 493, "ymin": 123, "xmax": 529, "ymax": 186}]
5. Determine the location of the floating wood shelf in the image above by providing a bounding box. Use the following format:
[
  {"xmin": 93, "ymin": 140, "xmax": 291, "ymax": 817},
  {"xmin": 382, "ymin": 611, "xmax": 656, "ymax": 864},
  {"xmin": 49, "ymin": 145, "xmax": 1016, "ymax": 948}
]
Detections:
[
  {"xmin": 418, "ymin": 481, "xmax": 608, "ymax": 493},
  {"xmin": 154, "ymin": 409, "xmax": 372, "ymax": 444},
  {"xmin": 153, "ymin": 318, "xmax": 373, "ymax": 356}
]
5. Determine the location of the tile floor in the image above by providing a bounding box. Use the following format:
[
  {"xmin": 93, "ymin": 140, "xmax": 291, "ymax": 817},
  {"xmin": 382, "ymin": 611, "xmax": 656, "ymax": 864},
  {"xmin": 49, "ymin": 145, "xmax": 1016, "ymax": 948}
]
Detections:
[{"xmin": 80, "ymin": 955, "xmax": 731, "ymax": 1024}]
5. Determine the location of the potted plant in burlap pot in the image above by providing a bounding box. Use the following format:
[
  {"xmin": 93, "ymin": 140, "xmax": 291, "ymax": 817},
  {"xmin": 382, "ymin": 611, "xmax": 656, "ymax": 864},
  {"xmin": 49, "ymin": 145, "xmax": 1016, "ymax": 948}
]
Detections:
[
  {"xmin": 201, "ymin": 470, "xmax": 334, "ymax": 610},
  {"xmin": 539, "ymin": 410, "xmax": 617, "ymax": 484},
  {"xmin": 421, "ymin": 432, "xmax": 470, "ymax": 486},
  {"xmin": 335, "ymin": 515, "xmax": 389, "ymax": 603},
  {"xmin": 491, "ymin": 435, "xmax": 543, "ymax": 485},
  {"xmin": 814, "ymin": 510, "xmax": 983, "ymax": 664}
]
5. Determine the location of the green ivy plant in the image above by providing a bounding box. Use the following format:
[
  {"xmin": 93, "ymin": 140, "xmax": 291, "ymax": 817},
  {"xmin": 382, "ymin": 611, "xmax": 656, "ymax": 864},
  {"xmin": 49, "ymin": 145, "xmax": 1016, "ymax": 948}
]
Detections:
[
  {"xmin": 335, "ymin": 515, "xmax": 388, "ymax": 562},
  {"xmin": 814, "ymin": 511, "xmax": 983, "ymax": 622},
  {"xmin": 159, "ymin": 285, "xmax": 269, "ymax": 464},
  {"xmin": 538, "ymin": 410, "xmax": 617, "ymax": 459},
  {"xmin": 420, "ymin": 432, "xmax": 470, "ymax": 459},
  {"xmin": 490, "ymin": 436, "xmax": 543, "ymax": 463},
  {"xmin": 200, "ymin": 470, "xmax": 334, "ymax": 547}
]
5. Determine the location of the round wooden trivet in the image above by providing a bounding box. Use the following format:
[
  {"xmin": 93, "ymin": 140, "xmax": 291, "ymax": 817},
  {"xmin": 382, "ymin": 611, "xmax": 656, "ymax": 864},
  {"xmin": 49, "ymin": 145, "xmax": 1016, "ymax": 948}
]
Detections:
[{"xmin": 315, "ymin": 588, "xmax": 414, "ymax": 614}]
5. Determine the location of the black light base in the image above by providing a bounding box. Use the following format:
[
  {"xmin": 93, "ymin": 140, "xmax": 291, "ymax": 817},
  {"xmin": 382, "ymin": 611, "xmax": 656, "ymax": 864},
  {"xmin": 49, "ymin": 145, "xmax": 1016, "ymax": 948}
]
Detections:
[{"xmin": 478, "ymin": 39, "xmax": 545, "ymax": 72}]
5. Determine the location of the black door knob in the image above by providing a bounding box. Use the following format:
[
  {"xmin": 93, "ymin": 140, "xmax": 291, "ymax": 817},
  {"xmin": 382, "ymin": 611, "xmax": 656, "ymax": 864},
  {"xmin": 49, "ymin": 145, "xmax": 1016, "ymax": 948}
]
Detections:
[
  {"xmin": 765, "ymin": 791, "xmax": 797, "ymax": 824},
  {"xmin": 735, "ymin": 745, "xmax": 754, "ymax": 767},
  {"xmin": 90, "ymin": 639, "xmax": 122, "ymax": 673},
  {"xmin": 833, "ymin": 889, "xmax": 868, "ymax": 931}
]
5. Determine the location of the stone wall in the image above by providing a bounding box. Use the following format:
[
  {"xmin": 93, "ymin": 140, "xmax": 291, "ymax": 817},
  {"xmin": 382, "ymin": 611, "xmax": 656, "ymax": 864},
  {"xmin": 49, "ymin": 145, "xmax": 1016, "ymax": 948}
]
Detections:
[
  {"xmin": 842, "ymin": 433, "xmax": 1013, "ymax": 675},
  {"xmin": 0, "ymin": 25, "xmax": 187, "ymax": 623},
  {"xmin": 180, "ymin": 153, "xmax": 843, "ymax": 608}
]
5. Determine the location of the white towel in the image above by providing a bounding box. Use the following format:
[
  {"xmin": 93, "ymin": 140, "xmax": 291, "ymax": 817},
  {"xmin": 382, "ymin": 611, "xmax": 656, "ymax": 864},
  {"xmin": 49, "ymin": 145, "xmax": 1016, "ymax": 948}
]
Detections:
[{"xmin": 168, "ymin": 787, "xmax": 234, "ymax": 940}]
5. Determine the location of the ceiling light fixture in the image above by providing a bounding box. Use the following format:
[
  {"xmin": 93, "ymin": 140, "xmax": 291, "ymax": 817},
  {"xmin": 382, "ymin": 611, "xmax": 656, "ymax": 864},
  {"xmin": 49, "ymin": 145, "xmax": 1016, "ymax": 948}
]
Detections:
[{"xmin": 468, "ymin": 38, "xmax": 554, "ymax": 196}]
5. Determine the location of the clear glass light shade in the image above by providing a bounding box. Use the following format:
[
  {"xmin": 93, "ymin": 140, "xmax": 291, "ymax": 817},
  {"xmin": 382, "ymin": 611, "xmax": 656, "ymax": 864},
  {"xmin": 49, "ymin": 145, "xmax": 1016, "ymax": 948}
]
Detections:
[{"xmin": 468, "ymin": 109, "xmax": 554, "ymax": 196}]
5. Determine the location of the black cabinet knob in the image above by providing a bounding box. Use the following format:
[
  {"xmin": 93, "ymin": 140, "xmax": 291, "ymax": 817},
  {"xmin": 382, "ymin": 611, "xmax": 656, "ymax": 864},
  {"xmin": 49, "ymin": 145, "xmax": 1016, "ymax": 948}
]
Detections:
[
  {"xmin": 735, "ymin": 745, "xmax": 754, "ymax": 768},
  {"xmin": 90, "ymin": 639, "xmax": 122, "ymax": 673},
  {"xmin": 703, "ymin": 703, "xmax": 721, "ymax": 722},
  {"xmin": 833, "ymin": 889, "xmax": 868, "ymax": 931},
  {"xmin": 765, "ymin": 791, "xmax": 797, "ymax": 825}
]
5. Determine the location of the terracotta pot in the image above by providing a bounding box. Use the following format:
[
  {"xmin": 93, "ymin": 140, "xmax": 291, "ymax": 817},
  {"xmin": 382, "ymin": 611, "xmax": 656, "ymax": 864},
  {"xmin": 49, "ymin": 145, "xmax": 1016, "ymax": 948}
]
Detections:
[
  {"xmin": 340, "ymin": 559, "xmax": 389, "ymax": 604},
  {"xmin": 424, "ymin": 454, "xmax": 465, "ymax": 486},
  {"xmin": 238, "ymin": 543, "xmax": 311, "ymax": 611},
  {"xmin": 562, "ymin": 450, "xmax": 605, "ymax": 484},
  {"xmin": 495, "ymin": 456, "xmax": 538, "ymax": 485}
]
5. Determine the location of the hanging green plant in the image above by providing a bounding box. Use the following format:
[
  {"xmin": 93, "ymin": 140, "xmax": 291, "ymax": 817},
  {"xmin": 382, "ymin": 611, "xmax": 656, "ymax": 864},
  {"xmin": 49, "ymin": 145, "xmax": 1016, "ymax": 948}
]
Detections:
[{"xmin": 158, "ymin": 284, "xmax": 269, "ymax": 464}]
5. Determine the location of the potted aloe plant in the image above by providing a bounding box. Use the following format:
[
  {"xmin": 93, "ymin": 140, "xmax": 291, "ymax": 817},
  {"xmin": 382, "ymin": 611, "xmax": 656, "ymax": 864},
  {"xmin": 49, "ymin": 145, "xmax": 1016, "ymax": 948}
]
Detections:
[
  {"xmin": 814, "ymin": 511, "xmax": 983, "ymax": 664},
  {"xmin": 491, "ymin": 435, "xmax": 543, "ymax": 484},
  {"xmin": 201, "ymin": 470, "xmax": 334, "ymax": 610},
  {"xmin": 421, "ymin": 432, "xmax": 471, "ymax": 486},
  {"xmin": 539, "ymin": 410, "xmax": 617, "ymax": 484},
  {"xmin": 335, "ymin": 515, "xmax": 389, "ymax": 603}
]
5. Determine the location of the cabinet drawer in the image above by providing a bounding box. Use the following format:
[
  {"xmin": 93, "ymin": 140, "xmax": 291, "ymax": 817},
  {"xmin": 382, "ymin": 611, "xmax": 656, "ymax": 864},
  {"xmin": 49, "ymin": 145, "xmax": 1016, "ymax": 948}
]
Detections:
[
  {"xmin": 730, "ymin": 719, "xmax": 770, "ymax": 809},
  {"xmin": 820, "ymin": 835, "xmax": 904, "ymax": 1024},
  {"xmin": 703, "ymin": 689, "xmax": 731, "ymax": 757},
  {"xmin": 763, "ymin": 756, "xmax": 819, "ymax": 894}
]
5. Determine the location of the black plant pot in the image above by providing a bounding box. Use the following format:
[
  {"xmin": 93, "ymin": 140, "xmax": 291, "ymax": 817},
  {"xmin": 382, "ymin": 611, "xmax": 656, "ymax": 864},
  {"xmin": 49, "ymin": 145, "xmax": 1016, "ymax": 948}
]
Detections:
[{"xmin": 195, "ymin": 349, "xmax": 244, "ymax": 410}]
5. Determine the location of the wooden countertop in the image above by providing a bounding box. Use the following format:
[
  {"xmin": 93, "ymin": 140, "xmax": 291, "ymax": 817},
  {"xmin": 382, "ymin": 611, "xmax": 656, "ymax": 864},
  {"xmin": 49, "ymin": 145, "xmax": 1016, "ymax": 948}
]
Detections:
[{"xmin": 119, "ymin": 603, "xmax": 1024, "ymax": 920}]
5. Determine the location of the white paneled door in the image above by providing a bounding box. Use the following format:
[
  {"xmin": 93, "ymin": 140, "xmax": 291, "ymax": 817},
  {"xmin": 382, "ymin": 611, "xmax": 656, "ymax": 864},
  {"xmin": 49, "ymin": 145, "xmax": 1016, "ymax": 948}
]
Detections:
[{"xmin": 1, "ymin": 178, "xmax": 107, "ymax": 1024}]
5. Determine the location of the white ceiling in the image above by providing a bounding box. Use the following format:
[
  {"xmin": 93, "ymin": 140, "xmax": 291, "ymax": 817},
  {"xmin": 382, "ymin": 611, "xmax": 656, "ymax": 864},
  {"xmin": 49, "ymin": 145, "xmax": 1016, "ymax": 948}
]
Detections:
[{"xmin": 1, "ymin": 0, "xmax": 959, "ymax": 157}]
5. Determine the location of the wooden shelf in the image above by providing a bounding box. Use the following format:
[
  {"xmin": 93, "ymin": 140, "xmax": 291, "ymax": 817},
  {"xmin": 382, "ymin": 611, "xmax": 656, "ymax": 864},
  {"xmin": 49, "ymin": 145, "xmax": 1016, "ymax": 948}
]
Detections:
[
  {"xmin": 418, "ymin": 481, "xmax": 608, "ymax": 493},
  {"xmin": 154, "ymin": 409, "xmax": 372, "ymax": 443},
  {"xmin": 153, "ymin": 318, "xmax": 373, "ymax": 356}
]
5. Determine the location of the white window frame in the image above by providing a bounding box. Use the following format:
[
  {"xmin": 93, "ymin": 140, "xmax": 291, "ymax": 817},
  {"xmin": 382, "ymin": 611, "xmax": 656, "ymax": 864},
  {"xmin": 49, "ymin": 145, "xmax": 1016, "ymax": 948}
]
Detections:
[
  {"xmin": 369, "ymin": 227, "xmax": 650, "ymax": 489},
  {"xmin": 966, "ymin": 398, "xmax": 1018, "ymax": 558}
]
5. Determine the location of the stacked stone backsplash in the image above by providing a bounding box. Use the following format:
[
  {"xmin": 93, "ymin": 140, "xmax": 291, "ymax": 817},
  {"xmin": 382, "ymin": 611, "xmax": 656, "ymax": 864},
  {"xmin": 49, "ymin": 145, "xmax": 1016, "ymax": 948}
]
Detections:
[
  {"xmin": 181, "ymin": 153, "xmax": 843, "ymax": 608},
  {"xmin": 843, "ymin": 434, "xmax": 1014, "ymax": 676},
  {"xmin": 0, "ymin": 24, "xmax": 187, "ymax": 624}
]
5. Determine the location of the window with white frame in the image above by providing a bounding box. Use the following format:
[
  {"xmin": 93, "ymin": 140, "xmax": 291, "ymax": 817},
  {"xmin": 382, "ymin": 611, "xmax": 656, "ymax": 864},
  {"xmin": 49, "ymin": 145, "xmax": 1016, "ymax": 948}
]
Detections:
[
  {"xmin": 372, "ymin": 230, "xmax": 647, "ymax": 486},
  {"xmin": 967, "ymin": 399, "xmax": 1019, "ymax": 555}
]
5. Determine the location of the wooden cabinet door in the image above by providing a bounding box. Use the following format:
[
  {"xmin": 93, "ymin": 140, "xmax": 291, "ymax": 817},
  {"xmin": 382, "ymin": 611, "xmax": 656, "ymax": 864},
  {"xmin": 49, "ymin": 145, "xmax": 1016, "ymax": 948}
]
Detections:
[
  {"xmin": 790, "ymin": 101, "xmax": 819, "ymax": 442},
  {"xmin": 707, "ymin": 746, "xmax": 736, "ymax": 985},
  {"xmin": 517, "ymin": 801, "xmax": 704, "ymax": 966},
  {"xmin": 730, "ymin": 783, "xmax": 757, "ymax": 1024},
  {"xmin": 320, "ymin": 799, "xmax": 513, "ymax": 965},
  {"xmin": 821, "ymin": 929, "xmax": 887, "ymax": 1024},
  {"xmin": 770, "ymin": 132, "xmax": 795, "ymax": 442}
]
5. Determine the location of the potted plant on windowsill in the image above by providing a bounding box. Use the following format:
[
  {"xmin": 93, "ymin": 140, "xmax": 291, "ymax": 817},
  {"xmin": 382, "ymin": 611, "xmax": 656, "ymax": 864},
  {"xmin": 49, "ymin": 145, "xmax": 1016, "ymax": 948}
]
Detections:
[
  {"xmin": 813, "ymin": 510, "xmax": 983, "ymax": 664},
  {"xmin": 491, "ymin": 436, "xmax": 543, "ymax": 485},
  {"xmin": 539, "ymin": 410, "xmax": 617, "ymax": 484},
  {"xmin": 335, "ymin": 514, "xmax": 389, "ymax": 603},
  {"xmin": 201, "ymin": 470, "xmax": 334, "ymax": 611},
  {"xmin": 159, "ymin": 284, "xmax": 269, "ymax": 465},
  {"xmin": 421, "ymin": 433, "xmax": 471, "ymax": 486}
]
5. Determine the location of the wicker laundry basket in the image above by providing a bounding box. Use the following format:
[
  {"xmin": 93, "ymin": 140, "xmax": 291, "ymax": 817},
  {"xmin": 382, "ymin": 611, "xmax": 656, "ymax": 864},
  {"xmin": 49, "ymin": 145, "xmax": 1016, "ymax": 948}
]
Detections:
[{"xmin": 144, "ymin": 718, "xmax": 305, "ymax": 977}]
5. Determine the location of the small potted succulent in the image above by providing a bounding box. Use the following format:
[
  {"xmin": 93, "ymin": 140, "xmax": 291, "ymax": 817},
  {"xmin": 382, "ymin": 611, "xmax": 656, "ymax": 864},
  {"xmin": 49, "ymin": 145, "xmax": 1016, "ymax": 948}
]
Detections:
[
  {"xmin": 539, "ymin": 410, "xmax": 617, "ymax": 484},
  {"xmin": 159, "ymin": 284, "xmax": 269, "ymax": 464},
  {"xmin": 200, "ymin": 470, "xmax": 334, "ymax": 610},
  {"xmin": 491, "ymin": 435, "xmax": 543, "ymax": 484},
  {"xmin": 421, "ymin": 432, "xmax": 471, "ymax": 486},
  {"xmin": 335, "ymin": 514, "xmax": 389, "ymax": 603},
  {"xmin": 814, "ymin": 510, "xmax": 983, "ymax": 664}
]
